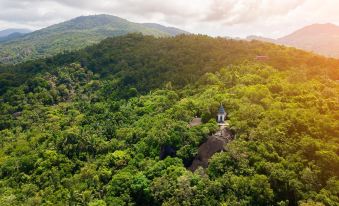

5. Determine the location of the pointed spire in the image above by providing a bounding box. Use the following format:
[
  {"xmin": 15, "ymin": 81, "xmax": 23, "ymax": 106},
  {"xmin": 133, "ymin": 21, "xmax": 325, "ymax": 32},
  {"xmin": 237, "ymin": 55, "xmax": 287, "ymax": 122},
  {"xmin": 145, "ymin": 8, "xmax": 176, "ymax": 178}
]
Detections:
[{"xmin": 218, "ymin": 103, "xmax": 225, "ymax": 114}]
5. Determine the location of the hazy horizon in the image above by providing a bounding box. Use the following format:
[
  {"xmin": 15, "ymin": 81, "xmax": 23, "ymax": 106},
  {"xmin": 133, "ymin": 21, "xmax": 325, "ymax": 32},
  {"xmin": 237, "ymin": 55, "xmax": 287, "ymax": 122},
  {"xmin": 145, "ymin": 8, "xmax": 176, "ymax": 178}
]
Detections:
[{"xmin": 1, "ymin": 0, "xmax": 339, "ymax": 38}]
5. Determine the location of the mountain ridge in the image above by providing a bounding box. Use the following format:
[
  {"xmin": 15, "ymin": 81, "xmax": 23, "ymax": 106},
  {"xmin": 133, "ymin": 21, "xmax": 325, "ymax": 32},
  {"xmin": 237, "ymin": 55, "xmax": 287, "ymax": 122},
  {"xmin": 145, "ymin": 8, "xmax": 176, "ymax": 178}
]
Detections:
[
  {"xmin": 0, "ymin": 28, "xmax": 31, "ymax": 37},
  {"xmin": 0, "ymin": 14, "xmax": 188, "ymax": 64},
  {"xmin": 247, "ymin": 23, "xmax": 339, "ymax": 58},
  {"xmin": 141, "ymin": 23, "xmax": 190, "ymax": 36}
]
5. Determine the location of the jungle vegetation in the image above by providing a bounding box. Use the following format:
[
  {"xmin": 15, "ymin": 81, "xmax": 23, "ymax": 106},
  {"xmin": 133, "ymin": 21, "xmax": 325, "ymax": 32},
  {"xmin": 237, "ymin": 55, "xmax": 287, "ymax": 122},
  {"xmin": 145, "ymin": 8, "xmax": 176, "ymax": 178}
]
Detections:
[{"xmin": 0, "ymin": 34, "xmax": 338, "ymax": 206}]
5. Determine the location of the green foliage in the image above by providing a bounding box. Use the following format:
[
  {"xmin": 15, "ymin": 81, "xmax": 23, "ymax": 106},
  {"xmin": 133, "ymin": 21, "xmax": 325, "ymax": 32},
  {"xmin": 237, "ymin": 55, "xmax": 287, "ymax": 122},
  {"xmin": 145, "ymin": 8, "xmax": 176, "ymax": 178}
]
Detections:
[
  {"xmin": 0, "ymin": 15, "xmax": 187, "ymax": 64},
  {"xmin": 0, "ymin": 34, "xmax": 338, "ymax": 205},
  {"xmin": 1, "ymin": 33, "xmax": 339, "ymax": 97}
]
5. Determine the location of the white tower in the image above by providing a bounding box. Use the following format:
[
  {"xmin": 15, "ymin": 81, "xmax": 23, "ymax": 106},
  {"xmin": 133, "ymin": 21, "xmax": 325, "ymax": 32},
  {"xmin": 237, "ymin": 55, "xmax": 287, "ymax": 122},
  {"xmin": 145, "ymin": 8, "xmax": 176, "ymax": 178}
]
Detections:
[{"xmin": 217, "ymin": 104, "xmax": 226, "ymax": 123}]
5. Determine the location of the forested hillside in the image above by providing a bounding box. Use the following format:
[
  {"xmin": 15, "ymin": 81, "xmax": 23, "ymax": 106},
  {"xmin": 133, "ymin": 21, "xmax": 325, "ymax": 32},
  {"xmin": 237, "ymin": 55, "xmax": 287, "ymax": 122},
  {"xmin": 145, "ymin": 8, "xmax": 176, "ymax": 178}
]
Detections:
[
  {"xmin": 1, "ymin": 34, "xmax": 338, "ymax": 96},
  {"xmin": 0, "ymin": 15, "xmax": 187, "ymax": 64},
  {"xmin": 0, "ymin": 34, "xmax": 338, "ymax": 206}
]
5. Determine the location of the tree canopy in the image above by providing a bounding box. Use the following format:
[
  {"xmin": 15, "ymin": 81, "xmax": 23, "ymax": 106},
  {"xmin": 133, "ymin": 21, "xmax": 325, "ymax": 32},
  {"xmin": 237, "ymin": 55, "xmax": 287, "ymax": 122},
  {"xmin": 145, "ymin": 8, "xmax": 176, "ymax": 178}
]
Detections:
[{"xmin": 0, "ymin": 34, "xmax": 338, "ymax": 206}]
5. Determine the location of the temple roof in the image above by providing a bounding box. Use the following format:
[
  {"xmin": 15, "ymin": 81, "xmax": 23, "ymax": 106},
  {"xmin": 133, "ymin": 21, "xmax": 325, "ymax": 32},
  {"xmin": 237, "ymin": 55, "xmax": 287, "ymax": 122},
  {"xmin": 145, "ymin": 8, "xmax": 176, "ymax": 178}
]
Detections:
[{"xmin": 218, "ymin": 104, "xmax": 226, "ymax": 114}]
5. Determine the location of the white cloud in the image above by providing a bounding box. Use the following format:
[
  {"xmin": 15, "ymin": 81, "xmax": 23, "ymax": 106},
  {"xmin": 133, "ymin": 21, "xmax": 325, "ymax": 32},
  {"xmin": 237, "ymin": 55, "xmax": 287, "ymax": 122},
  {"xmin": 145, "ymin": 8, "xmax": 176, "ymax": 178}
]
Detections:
[{"xmin": 0, "ymin": 0, "xmax": 339, "ymax": 38}]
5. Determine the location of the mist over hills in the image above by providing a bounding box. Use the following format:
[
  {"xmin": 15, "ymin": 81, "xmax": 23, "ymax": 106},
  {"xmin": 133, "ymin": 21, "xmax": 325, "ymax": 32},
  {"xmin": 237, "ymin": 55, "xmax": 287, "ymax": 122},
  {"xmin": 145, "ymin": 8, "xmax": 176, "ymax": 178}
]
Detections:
[
  {"xmin": 2, "ymin": 17, "xmax": 339, "ymax": 65},
  {"xmin": 0, "ymin": 28, "xmax": 31, "ymax": 37},
  {"xmin": 247, "ymin": 23, "xmax": 339, "ymax": 58},
  {"xmin": 278, "ymin": 23, "xmax": 339, "ymax": 58},
  {"xmin": 0, "ymin": 28, "xmax": 32, "ymax": 43}
]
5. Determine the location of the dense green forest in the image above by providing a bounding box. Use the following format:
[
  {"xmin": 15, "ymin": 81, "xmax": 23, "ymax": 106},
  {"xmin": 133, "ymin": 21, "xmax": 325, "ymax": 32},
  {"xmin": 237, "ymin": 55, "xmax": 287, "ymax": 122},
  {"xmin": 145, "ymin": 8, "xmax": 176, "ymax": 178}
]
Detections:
[
  {"xmin": 0, "ymin": 15, "xmax": 187, "ymax": 65},
  {"xmin": 0, "ymin": 34, "xmax": 338, "ymax": 206}
]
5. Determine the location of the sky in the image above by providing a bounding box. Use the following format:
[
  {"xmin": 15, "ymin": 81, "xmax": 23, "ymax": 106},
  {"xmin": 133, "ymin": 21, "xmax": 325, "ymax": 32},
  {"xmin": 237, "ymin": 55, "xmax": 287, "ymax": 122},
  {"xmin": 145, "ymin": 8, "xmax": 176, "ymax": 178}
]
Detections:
[{"xmin": 0, "ymin": 0, "xmax": 339, "ymax": 38}]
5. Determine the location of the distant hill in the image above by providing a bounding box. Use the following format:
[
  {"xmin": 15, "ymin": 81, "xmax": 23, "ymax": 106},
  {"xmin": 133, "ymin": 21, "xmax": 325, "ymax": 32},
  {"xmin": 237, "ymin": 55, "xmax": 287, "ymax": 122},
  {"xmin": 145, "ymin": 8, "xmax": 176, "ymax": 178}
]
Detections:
[
  {"xmin": 0, "ymin": 14, "xmax": 188, "ymax": 64},
  {"xmin": 0, "ymin": 28, "xmax": 31, "ymax": 43},
  {"xmin": 246, "ymin": 35, "xmax": 276, "ymax": 44},
  {"xmin": 247, "ymin": 23, "xmax": 339, "ymax": 58},
  {"xmin": 278, "ymin": 23, "xmax": 339, "ymax": 58},
  {"xmin": 0, "ymin": 28, "xmax": 31, "ymax": 37},
  {"xmin": 0, "ymin": 32, "xmax": 28, "ymax": 43},
  {"xmin": 142, "ymin": 23, "xmax": 190, "ymax": 36}
]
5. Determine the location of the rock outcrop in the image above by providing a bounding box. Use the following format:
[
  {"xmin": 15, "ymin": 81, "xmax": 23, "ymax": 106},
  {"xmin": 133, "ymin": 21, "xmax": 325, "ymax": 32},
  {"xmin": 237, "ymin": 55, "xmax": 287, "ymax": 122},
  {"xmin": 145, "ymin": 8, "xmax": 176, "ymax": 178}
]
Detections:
[{"xmin": 188, "ymin": 128, "xmax": 233, "ymax": 171}]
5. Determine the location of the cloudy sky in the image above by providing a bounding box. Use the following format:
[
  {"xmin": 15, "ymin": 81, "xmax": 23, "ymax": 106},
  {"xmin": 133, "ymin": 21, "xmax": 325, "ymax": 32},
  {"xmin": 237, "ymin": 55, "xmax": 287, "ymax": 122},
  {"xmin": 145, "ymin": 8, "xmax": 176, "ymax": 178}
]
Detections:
[{"xmin": 1, "ymin": 0, "xmax": 339, "ymax": 38}]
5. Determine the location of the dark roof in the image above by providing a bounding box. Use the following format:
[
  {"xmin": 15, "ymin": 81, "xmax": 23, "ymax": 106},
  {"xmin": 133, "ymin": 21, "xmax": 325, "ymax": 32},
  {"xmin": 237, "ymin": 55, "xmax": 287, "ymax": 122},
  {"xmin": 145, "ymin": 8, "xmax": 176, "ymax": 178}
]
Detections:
[{"xmin": 218, "ymin": 105, "xmax": 226, "ymax": 114}]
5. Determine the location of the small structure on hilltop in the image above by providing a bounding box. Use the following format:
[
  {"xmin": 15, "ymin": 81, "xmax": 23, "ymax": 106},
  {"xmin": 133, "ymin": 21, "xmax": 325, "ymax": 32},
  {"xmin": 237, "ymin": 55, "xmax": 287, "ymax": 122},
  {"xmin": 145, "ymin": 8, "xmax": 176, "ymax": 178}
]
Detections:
[
  {"xmin": 217, "ymin": 104, "xmax": 226, "ymax": 124},
  {"xmin": 187, "ymin": 104, "xmax": 234, "ymax": 171},
  {"xmin": 217, "ymin": 104, "xmax": 229, "ymax": 128}
]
